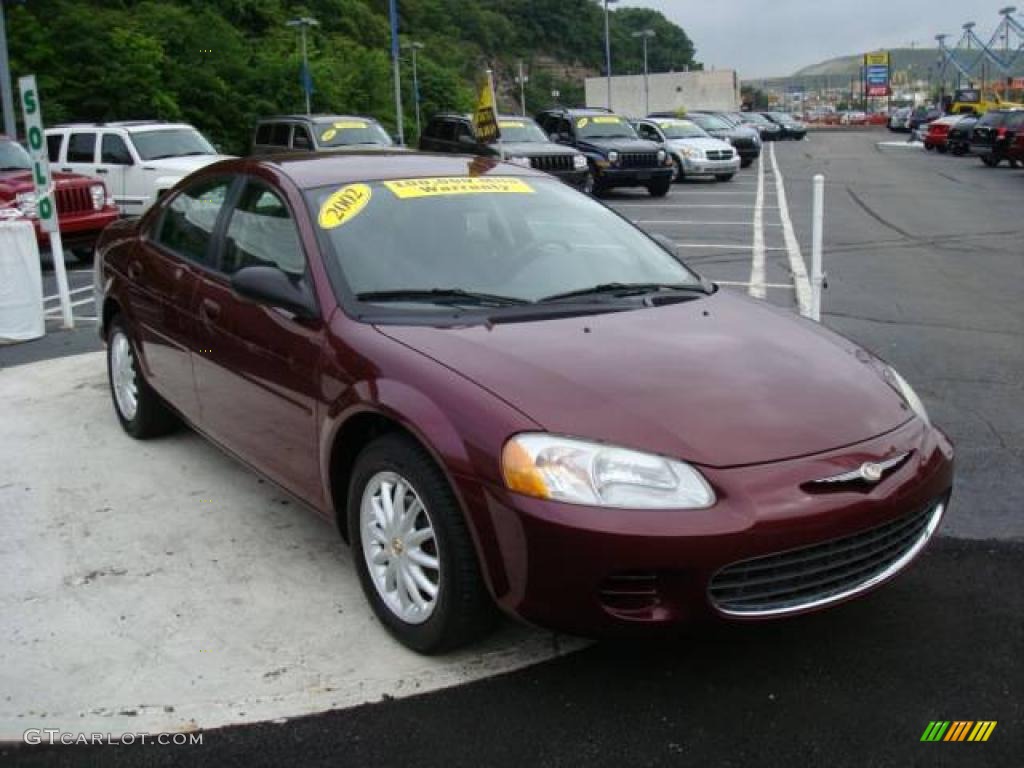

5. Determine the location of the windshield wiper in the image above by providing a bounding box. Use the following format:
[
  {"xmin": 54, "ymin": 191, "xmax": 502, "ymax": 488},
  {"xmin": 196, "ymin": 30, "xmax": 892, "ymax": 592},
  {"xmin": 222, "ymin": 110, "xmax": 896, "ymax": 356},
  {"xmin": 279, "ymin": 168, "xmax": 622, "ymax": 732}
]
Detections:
[
  {"xmin": 356, "ymin": 288, "xmax": 529, "ymax": 307},
  {"xmin": 538, "ymin": 282, "xmax": 708, "ymax": 303}
]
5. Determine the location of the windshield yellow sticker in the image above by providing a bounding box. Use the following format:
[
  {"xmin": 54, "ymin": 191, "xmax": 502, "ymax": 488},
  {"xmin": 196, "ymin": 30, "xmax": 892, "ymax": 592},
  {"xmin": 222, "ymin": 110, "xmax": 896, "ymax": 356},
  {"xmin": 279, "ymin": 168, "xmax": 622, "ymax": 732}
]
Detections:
[
  {"xmin": 318, "ymin": 184, "xmax": 372, "ymax": 229},
  {"xmin": 592, "ymin": 116, "xmax": 622, "ymax": 124},
  {"xmin": 383, "ymin": 177, "xmax": 534, "ymax": 199},
  {"xmin": 334, "ymin": 120, "xmax": 368, "ymax": 129},
  {"xmin": 321, "ymin": 128, "xmax": 338, "ymax": 142},
  {"xmin": 499, "ymin": 120, "xmax": 526, "ymax": 128},
  {"xmin": 576, "ymin": 117, "xmax": 589, "ymax": 128}
]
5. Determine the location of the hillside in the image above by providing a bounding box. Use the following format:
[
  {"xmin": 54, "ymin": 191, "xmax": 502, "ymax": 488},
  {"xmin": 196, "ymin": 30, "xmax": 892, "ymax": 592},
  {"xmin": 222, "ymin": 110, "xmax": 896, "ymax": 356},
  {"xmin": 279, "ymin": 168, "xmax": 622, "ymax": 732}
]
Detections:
[
  {"xmin": 6, "ymin": 0, "xmax": 698, "ymax": 153},
  {"xmin": 793, "ymin": 48, "xmax": 1024, "ymax": 79}
]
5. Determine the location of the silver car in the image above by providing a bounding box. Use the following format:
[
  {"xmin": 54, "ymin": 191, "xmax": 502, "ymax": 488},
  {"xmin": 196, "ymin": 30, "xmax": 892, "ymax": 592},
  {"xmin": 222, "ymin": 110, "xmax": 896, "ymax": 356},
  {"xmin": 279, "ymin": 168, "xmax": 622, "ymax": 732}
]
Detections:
[{"xmin": 634, "ymin": 118, "xmax": 741, "ymax": 182}]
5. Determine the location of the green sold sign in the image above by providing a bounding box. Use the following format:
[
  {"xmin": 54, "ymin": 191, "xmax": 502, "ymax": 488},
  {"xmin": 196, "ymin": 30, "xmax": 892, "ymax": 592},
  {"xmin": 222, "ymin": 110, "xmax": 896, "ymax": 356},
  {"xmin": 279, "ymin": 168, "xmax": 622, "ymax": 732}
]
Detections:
[{"xmin": 17, "ymin": 75, "xmax": 57, "ymax": 233}]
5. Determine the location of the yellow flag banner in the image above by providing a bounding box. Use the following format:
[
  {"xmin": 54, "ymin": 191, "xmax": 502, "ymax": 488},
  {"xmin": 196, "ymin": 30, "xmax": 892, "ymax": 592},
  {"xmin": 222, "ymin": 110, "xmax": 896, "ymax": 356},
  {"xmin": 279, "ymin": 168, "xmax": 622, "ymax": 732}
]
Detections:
[{"xmin": 473, "ymin": 74, "xmax": 501, "ymax": 144}]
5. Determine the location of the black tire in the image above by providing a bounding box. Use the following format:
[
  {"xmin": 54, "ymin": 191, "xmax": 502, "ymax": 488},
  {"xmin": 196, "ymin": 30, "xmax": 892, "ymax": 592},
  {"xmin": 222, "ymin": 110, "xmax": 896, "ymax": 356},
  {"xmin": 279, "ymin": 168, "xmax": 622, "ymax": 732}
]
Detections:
[
  {"xmin": 924, "ymin": 144, "xmax": 934, "ymax": 152},
  {"xmin": 981, "ymin": 155, "xmax": 999, "ymax": 167},
  {"xmin": 670, "ymin": 156, "xmax": 684, "ymax": 182},
  {"xmin": 347, "ymin": 433, "xmax": 496, "ymax": 654},
  {"xmin": 72, "ymin": 247, "xmax": 95, "ymax": 264},
  {"xmin": 647, "ymin": 178, "xmax": 671, "ymax": 198},
  {"xmin": 715, "ymin": 173, "xmax": 735, "ymax": 182},
  {"xmin": 106, "ymin": 316, "xmax": 178, "ymax": 439},
  {"xmin": 937, "ymin": 145, "xmax": 948, "ymax": 154},
  {"xmin": 740, "ymin": 157, "xmax": 753, "ymax": 168}
]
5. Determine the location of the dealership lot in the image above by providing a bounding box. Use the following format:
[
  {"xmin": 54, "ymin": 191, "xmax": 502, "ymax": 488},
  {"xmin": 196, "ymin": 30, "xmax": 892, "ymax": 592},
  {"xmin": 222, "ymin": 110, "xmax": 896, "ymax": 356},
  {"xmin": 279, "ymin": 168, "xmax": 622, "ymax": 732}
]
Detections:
[{"xmin": 1, "ymin": 132, "xmax": 1021, "ymax": 765}]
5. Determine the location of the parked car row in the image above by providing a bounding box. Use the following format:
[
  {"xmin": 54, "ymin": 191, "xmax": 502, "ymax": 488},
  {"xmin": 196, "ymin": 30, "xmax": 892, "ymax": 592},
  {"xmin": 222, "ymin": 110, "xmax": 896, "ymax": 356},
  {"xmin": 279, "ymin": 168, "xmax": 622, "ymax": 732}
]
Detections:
[{"xmin": 921, "ymin": 108, "xmax": 1024, "ymax": 168}]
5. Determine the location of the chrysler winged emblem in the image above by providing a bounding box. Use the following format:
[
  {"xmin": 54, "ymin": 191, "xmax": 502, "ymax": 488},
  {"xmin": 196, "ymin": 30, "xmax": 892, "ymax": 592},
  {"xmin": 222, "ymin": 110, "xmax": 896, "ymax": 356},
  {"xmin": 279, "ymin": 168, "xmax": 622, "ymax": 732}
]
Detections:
[{"xmin": 811, "ymin": 452, "xmax": 910, "ymax": 486}]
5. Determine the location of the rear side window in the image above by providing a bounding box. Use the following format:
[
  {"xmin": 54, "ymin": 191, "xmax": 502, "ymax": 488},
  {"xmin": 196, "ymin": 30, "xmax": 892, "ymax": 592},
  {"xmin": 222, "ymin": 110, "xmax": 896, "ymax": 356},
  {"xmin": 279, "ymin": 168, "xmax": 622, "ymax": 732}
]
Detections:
[
  {"xmin": 255, "ymin": 124, "xmax": 272, "ymax": 145},
  {"xmin": 155, "ymin": 178, "xmax": 232, "ymax": 265},
  {"xmin": 222, "ymin": 182, "xmax": 305, "ymax": 276},
  {"xmin": 67, "ymin": 132, "xmax": 96, "ymax": 163},
  {"xmin": 270, "ymin": 124, "xmax": 291, "ymax": 146},
  {"xmin": 46, "ymin": 133, "xmax": 63, "ymax": 162}
]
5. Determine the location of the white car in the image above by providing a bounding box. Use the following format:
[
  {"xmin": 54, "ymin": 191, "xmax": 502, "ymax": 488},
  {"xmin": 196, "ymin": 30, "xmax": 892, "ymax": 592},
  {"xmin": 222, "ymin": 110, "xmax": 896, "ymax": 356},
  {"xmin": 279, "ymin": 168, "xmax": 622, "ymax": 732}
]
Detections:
[
  {"xmin": 634, "ymin": 117, "xmax": 741, "ymax": 182},
  {"xmin": 45, "ymin": 121, "xmax": 233, "ymax": 215}
]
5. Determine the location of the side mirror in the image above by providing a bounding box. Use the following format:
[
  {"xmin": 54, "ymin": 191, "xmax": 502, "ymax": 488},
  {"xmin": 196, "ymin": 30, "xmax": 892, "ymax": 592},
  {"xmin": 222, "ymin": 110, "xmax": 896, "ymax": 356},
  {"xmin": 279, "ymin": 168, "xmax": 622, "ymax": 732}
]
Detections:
[{"xmin": 231, "ymin": 266, "xmax": 319, "ymax": 320}]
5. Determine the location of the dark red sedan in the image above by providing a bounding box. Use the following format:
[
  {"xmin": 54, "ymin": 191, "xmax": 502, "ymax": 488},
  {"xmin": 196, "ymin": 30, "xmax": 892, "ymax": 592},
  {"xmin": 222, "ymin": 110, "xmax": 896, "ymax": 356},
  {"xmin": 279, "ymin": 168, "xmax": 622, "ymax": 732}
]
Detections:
[{"xmin": 94, "ymin": 152, "xmax": 953, "ymax": 653}]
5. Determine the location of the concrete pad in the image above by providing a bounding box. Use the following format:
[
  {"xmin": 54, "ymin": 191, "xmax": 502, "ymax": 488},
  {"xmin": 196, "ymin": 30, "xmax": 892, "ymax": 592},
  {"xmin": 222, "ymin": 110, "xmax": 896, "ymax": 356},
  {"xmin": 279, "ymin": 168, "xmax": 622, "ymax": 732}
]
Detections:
[{"xmin": 0, "ymin": 353, "xmax": 581, "ymax": 738}]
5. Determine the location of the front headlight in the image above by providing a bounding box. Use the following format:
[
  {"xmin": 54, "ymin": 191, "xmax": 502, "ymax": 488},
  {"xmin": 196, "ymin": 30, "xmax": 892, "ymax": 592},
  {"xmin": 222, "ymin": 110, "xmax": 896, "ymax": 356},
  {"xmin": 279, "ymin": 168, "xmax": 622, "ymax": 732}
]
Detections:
[
  {"xmin": 656, "ymin": 149, "xmax": 667, "ymax": 162},
  {"xmin": 681, "ymin": 146, "xmax": 703, "ymax": 159},
  {"xmin": 15, "ymin": 191, "xmax": 38, "ymax": 216},
  {"xmin": 885, "ymin": 367, "xmax": 930, "ymax": 427},
  {"xmin": 502, "ymin": 433, "xmax": 715, "ymax": 509},
  {"xmin": 572, "ymin": 153, "xmax": 588, "ymax": 170},
  {"xmin": 89, "ymin": 184, "xmax": 105, "ymax": 211},
  {"xmin": 507, "ymin": 156, "xmax": 532, "ymax": 168},
  {"xmin": 607, "ymin": 150, "xmax": 619, "ymax": 164}
]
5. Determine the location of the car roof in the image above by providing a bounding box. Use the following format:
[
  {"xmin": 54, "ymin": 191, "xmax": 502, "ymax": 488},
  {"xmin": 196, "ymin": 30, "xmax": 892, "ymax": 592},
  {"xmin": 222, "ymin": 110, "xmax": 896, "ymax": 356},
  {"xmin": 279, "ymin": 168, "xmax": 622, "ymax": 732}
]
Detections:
[
  {"xmin": 259, "ymin": 114, "xmax": 381, "ymax": 124},
  {"xmin": 540, "ymin": 107, "xmax": 618, "ymax": 116},
  {"xmin": 238, "ymin": 151, "xmax": 551, "ymax": 189},
  {"xmin": 48, "ymin": 121, "xmax": 196, "ymax": 132}
]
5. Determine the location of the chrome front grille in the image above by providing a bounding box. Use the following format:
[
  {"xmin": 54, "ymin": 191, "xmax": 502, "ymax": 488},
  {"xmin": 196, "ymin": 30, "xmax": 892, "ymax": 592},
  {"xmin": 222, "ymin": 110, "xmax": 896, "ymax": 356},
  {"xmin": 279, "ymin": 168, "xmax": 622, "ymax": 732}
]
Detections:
[
  {"xmin": 56, "ymin": 186, "xmax": 92, "ymax": 215},
  {"xmin": 706, "ymin": 149, "xmax": 734, "ymax": 160},
  {"xmin": 529, "ymin": 154, "xmax": 575, "ymax": 172},
  {"xmin": 708, "ymin": 500, "xmax": 945, "ymax": 616},
  {"xmin": 619, "ymin": 152, "xmax": 659, "ymax": 168}
]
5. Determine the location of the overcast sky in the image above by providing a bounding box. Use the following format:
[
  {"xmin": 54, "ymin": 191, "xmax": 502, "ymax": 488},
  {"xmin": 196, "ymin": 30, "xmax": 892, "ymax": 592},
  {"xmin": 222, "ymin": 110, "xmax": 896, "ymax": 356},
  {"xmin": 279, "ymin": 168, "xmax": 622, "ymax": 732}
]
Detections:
[{"xmin": 621, "ymin": 1, "xmax": 1001, "ymax": 78}]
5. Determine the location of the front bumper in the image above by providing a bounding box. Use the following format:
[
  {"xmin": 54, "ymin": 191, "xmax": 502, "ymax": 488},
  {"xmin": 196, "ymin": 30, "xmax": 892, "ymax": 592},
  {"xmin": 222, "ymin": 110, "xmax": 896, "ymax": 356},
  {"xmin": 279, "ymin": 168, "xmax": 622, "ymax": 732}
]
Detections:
[
  {"xmin": 549, "ymin": 168, "xmax": 591, "ymax": 190},
  {"xmin": 593, "ymin": 165, "xmax": 673, "ymax": 188},
  {"xmin": 459, "ymin": 418, "xmax": 954, "ymax": 637},
  {"xmin": 682, "ymin": 156, "xmax": 741, "ymax": 176}
]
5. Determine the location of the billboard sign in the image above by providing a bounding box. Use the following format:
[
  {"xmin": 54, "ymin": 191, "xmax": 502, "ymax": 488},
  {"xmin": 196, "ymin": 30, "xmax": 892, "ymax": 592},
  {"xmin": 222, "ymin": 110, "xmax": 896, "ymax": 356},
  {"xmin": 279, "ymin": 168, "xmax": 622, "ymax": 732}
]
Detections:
[{"xmin": 864, "ymin": 52, "xmax": 890, "ymax": 98}]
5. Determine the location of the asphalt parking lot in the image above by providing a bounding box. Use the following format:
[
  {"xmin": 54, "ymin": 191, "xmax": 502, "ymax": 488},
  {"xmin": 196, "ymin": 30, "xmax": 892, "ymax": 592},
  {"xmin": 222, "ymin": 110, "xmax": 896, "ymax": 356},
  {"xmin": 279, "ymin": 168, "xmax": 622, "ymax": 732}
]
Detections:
[{"xmin": 1, "ymin": 131, "xmax": 1021, "ymax": 766}]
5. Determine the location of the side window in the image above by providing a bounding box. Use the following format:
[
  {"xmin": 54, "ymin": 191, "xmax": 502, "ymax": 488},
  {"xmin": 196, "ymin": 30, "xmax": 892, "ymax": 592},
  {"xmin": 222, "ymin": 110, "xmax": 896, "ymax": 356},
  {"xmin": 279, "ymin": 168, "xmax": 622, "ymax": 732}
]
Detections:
[
  {"xmin": 438, "ymin": 120, "xmax": 457, "ymax": 142},
  {"xmin": 154, "ymin": 178, "xmax": 232, "ymax": 265},
  {"xmin": 292, "ymin": 125, "xmax": 312, "ymax": 150},
  {"xmin": 536, "ymin": 114, "xmax": 552, "ymax": 134},
  {"xmin": 101, "ymin": 134, "xmax": 133, "ymax": 164},
  {"xmin": 270, "ymin": 123, "xmax": 291, "ymax": 147},
  {"xmin": 46, "ymin": 133, "xmax": 63, "ymax": 163},
  {"xmin": 222, "ymin": 183, "xmax": 305, "ymax": 276},
  {"xmin": 558, "ymin": 118, "xmax": 572, "ymax": 138},
  {"xmin": 254, "ymin": 124, "xmax": 272, "ymax": 145},
  {"xmin": 456, "ymin": 122, "xmax": 475, "ymax": 142},
  {"xmin": 636, "ymin": 123, "xmax": 655, "ymax": 141},
  {"xmin": 67, "ymin": 132, "xmax": 97, "ymax": 163}
]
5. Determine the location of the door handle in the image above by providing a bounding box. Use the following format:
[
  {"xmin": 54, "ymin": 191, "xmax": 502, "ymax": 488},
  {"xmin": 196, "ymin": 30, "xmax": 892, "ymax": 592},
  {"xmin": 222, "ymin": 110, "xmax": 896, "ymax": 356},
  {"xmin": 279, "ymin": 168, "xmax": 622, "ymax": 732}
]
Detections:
[
  {"xmin": 128, "ymin": 261, "xmax": 143, "ymax": 280},
  {"xmin": 61, "ymin": 167, "xmax": 72, "ymax": 172},
  {"xmin": 200, "ymin": 298, "xmax": 221, "ymax": 323},
  {"xmin": 95, "ymin": 168, "xmax": 109, "ymax": 174}
]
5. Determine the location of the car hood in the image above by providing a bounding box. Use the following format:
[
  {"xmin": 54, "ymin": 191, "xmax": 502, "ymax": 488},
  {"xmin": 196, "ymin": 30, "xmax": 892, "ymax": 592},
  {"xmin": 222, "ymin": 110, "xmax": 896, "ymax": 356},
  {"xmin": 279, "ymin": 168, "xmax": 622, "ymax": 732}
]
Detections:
[
  {"xmin": 140, "ymin": 154, "xmax": 233, "ymax": 174},
  {"xmin": 667, "ymin": 137, "xmax": 734, "ymax": 153},
  {"xmin": 376, "ymin": 291, "xmax": 912, "ymax": 468},
  {"xmin": 501, "ymin": 142, "xmax": 581, "ymax": 157}
]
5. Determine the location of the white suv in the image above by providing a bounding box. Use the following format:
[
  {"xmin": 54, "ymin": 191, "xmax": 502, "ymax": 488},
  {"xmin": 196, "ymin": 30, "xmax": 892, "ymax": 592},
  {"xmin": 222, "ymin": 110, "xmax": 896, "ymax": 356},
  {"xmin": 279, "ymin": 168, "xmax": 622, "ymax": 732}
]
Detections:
[{"xmin": 45, "ymin": 121, "xmax": 232, "ymax": 215}]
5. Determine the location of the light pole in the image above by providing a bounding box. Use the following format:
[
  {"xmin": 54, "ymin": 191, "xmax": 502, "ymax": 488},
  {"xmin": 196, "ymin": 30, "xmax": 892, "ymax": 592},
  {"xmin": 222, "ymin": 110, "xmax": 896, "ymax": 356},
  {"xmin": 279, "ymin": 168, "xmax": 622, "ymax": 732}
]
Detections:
[
  {"xmin": 515, "ymin": 59, "xmax": 529, "ymax": 116},
  {"xmin": 403, "ymin": 41, "xmax": 424, "ymax": 140},
  {"xmin": 0, "ymin": 0, "xmax": 16, "ymax": 139},
  {"xmin": 286, "ymin": 16, "xmax": 319, "ymax": 115},
  {"xmin": 388, "ymin": 0, "xmax": 404, "ymax": 145},
  {"xmin": 632, "ymin": 29, "xmax": 655, "ymax": 116},
  {"xmin": 603, "ymin": 0, "xmax": 619, "ymax": 109}
]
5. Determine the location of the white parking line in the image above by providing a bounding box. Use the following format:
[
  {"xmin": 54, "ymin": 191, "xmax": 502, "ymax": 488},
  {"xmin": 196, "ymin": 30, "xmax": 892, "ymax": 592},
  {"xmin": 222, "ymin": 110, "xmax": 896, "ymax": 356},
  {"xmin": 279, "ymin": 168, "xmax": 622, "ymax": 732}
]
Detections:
[
  {"xmin": 44, "ymin": 285, "xmax": 93, "ymax": 302},
  {"xmin": 768, "ymin": 143, "xmax": 812, "ymax": 316},
  {"xmin": 749, "ymin": 154, "xmax": 767, "ymax": 299}
]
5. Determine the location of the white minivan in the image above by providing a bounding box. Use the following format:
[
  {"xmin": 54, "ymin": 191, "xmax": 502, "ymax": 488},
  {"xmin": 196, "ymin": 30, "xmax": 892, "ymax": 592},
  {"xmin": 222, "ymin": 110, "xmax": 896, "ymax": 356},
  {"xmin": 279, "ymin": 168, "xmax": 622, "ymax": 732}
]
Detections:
[{"xmin": 45, "ymin": 121, "xmax": 232, "ymax": 216}]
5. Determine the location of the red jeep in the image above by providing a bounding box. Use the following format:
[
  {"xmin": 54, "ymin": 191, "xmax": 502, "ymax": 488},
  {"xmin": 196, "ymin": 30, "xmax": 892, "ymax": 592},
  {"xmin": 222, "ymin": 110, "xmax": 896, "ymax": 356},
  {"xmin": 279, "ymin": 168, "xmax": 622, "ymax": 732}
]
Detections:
[{"xmin": 0, "ymin": 134, "xmax": 118, "ymax": 260}]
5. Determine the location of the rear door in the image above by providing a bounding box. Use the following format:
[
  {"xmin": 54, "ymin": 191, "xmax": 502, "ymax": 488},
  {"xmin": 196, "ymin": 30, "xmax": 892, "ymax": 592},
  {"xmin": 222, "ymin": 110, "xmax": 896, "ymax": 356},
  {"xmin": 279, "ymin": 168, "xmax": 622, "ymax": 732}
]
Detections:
[
  {"xmin": 128, "ymin": 175, "xmax": 235, "ymax": 422},
  {"xmin": 191, "ymin": 177, "xmax": 324, "ymax": 505}
]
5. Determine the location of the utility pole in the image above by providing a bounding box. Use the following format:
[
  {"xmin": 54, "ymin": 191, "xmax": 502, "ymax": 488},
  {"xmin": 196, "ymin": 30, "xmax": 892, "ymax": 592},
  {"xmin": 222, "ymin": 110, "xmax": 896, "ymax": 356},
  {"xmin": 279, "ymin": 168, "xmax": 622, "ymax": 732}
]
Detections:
[
  {"xmin": 286, "ymin": 16, "xmax": 319, "ymax": 115},
  {"xmin": 603, "ymin": 0, "xmax": 618, "ymax": 109},
  {"xmin": 0, "ymin": 0, "xmax": 16, "ymax": 139},
  {"xmin": 632, "ymin": 29, "xmax": 656, "ymax": 116},
  {"xmin": 403, "ymin": 41, "xmax": 424, "ymax": 139},
  {"xmin": 389, "ymin": 0, "xmax": 404, "ymax": 145},
  {"xmin": 515, "ymin": 59, "xmax": 528, "ymax": 116}
]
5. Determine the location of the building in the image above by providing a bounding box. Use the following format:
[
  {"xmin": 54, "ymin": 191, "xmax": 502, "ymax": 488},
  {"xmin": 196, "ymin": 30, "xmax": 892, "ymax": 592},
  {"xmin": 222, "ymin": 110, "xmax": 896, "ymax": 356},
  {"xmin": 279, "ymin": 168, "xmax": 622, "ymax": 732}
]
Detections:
[{"xmin": 584, "ymin": 70, "xmax": 740, "ymax": 116}]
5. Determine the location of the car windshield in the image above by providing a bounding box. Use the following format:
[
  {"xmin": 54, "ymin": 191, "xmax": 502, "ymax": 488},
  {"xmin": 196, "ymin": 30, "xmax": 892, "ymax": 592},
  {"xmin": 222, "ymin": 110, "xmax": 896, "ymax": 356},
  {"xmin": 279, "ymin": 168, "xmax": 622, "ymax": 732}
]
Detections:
[
  {"xmin": 744, "ymin": 113, "xmax": 773, "ymax": 125},
  {"xmin": 575, "ymin": 115, "xmax": 637, "ymax": 139},
  {"xmin": 655, "ymin": 120, "xmax": 708, "ymax": 139},
  {"xmin": 768, "ymin": 113, "xmax": 797, "ymax": 124},
  {"xmin": 497, "ymin": 119, "xmax": 548, "ymax": 142},
  {"xmin": 307, "ymin": 176, "xmax": 702, "ymax": 316},
  {"xmin": 315, "ymin": 119, "xmax": 393, "ymax": 147},
  {"xmin": 691, "ymin": 115, "xmax": 730, "ymax": 132},
  {"xmin": 0, "ymin": 140, "xmax": 32, "ymax": 170},
  {"xmin": 131, "ymin": 129, "xmax": 217, "ymax": 160}
]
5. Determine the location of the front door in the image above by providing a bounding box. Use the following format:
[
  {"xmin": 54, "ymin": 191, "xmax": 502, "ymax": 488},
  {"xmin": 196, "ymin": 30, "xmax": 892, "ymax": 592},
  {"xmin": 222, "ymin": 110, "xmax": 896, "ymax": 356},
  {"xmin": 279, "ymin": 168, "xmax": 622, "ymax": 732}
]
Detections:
[
  {"xmin": 192, "ymin": 178, "xmax": 324, "ymax": 506},
  {"xmin": 98, "ymin": 132, "xmax": 141, "ymax": 215}
]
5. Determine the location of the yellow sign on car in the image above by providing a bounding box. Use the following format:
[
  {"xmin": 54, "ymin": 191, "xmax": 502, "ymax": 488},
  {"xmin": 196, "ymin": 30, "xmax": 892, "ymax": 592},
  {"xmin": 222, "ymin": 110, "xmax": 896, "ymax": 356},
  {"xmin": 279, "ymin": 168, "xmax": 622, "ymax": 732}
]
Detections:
[
  {"xmin": 318, "ymin": 184, "xmax": 372, "ymax": 229},
  {"xmin": 383, "ymin": 177, "xmax": 534, "ymax": 199}
]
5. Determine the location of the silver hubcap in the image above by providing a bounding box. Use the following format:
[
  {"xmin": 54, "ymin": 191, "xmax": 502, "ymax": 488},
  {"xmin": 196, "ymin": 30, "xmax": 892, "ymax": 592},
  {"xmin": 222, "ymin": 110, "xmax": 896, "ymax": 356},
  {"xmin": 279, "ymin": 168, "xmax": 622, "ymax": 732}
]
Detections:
[
  {"xmin": 110, "ymin": 330, "xmax": 138, "ymax": 421},
  {"xmin": 360, "ymin": 471, "xmax": 440, "ymax": 624}
]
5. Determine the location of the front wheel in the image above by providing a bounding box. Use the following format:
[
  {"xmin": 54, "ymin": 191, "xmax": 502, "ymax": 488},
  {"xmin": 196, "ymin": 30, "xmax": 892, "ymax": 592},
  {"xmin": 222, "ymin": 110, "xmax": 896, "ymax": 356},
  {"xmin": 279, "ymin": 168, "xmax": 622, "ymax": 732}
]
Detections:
[
  {"xmin": 647, "ymin": 178, "xmax": 671, "ymax": 197},
  {"xmin": 715, "ymin": 173, "xmax": 735, "ymax": 182},
  {"xmin": 937, "ymin": 145, "xmax": 948, "ymax": 154},
  {"xmin": 740, "ymin": 157, "xmax": 754, "ymax": 168},
  {"xmin": 106, "ymin": 316, "xmax": 178, "ymax": 439},
  {"xmin": 671, "ymin": 157, "xmax": 684, "ymax": 182},
  {"xmin": 348, "ymin": 433, "xmax": 496, "ymax": 654}
]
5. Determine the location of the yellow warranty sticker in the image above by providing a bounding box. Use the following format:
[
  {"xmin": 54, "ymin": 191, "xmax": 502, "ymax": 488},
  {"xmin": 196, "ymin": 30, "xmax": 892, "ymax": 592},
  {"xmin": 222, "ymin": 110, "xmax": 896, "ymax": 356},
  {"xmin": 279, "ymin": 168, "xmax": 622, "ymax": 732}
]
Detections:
[
  {"xmin": 499, "ymin": 120, "xmax": 526, "ymax": 128},
  {"xmin": 334, "ymin": 120, "xmax": 368, "ymax": 129},
  {"xmin": 576, "ymin": 117, "xmax": 589, "ymax": 128},
  {"xmin": 383, "ymin": 177, "xmax": 535, "ymax": 199},
  {"xmin": 318, "ymin": 184, "xmax": 372, "ymax": 229},
  {"xmin": 592, "ymin": 116, "xmax": 622, "ymax": 124},
  {"xmin": 321, "ymin": 128, "xmax": 337, "ymax": 142}
]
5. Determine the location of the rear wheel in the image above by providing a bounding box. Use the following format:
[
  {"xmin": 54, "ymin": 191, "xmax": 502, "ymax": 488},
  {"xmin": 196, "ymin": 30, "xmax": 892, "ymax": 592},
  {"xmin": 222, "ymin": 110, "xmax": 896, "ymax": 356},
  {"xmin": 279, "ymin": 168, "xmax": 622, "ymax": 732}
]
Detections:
[
  {"xmin": 647, "ymin": 178, "xmax": 671, "ymax": 197},
  {"xmin": 348, "ymin": 433, "xmax": 496, "ymax": 654},
  {"xmin": 106, "ymin": 316, "xmax": 178, "ymax": 439}
]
